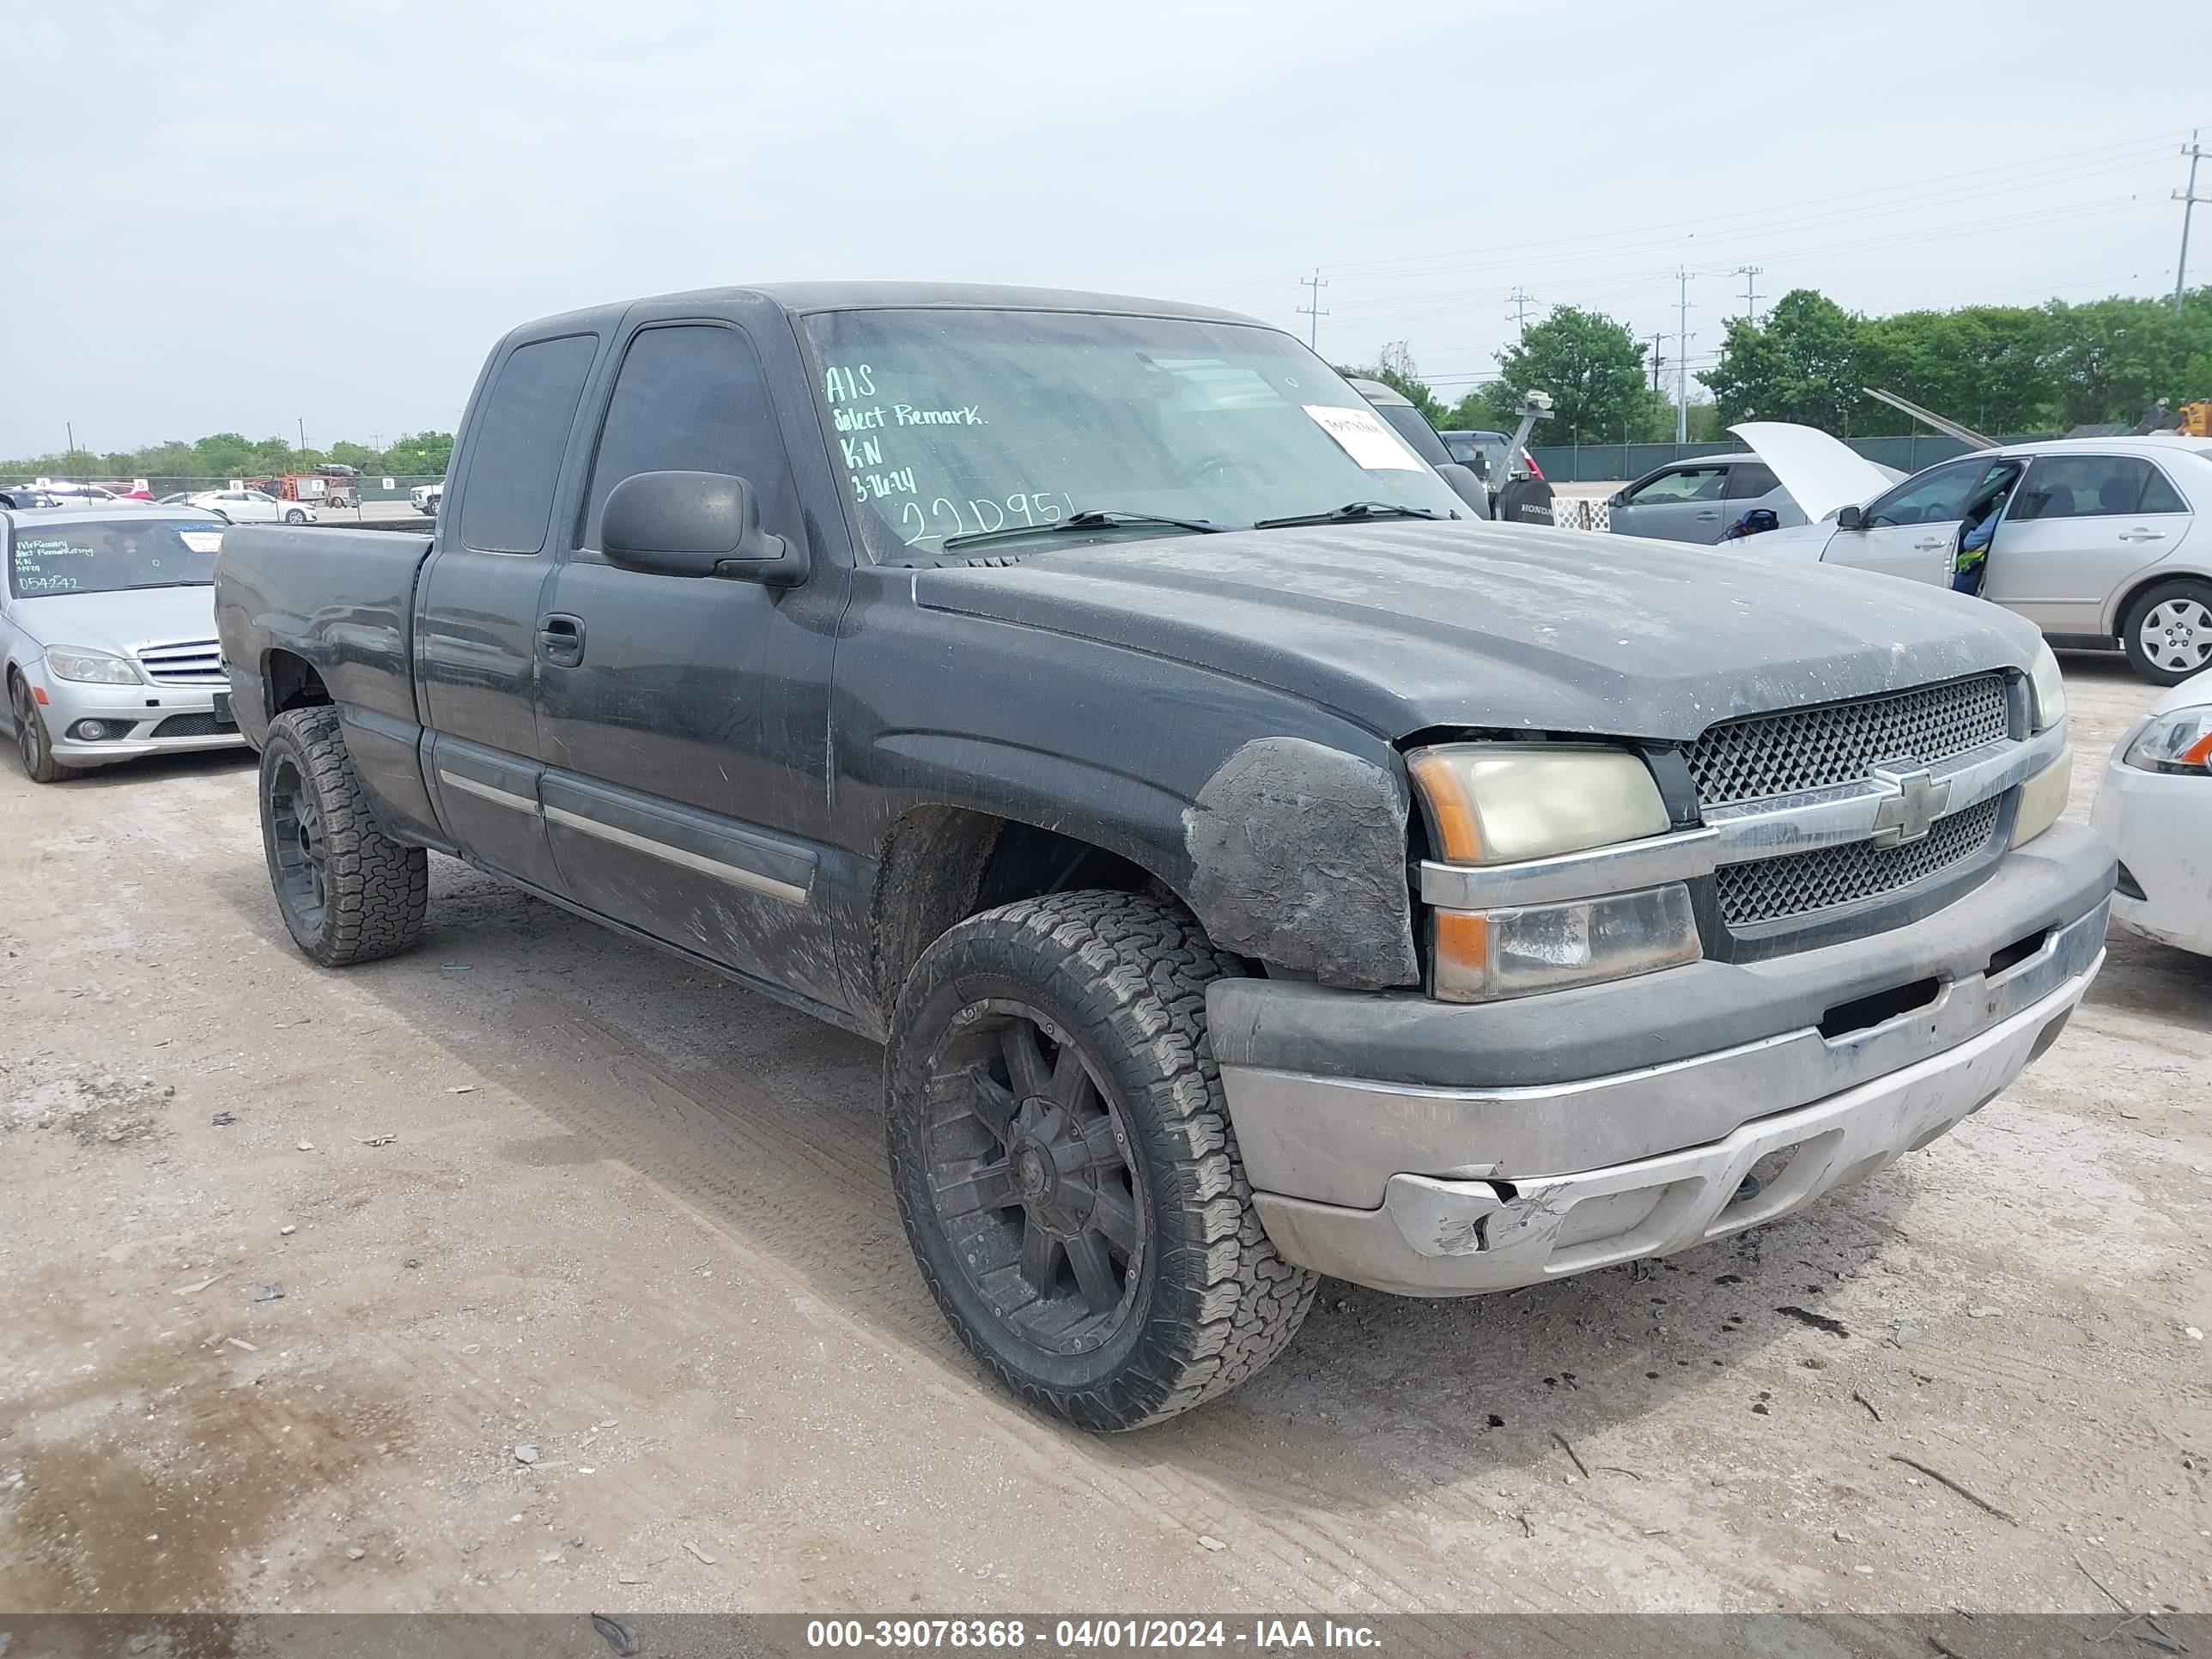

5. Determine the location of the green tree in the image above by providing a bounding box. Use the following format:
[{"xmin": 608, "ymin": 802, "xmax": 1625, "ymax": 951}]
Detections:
[
  {"xmin": 1489, "ymin": 306, "xmax": 1670, "ymax": 444},
  {"xmin": 1857, "ymin": 305, "xmax": 2052, "ymax": 434},
  {"xmin": 382, "ymin": 431, "xmax": 453, "ymax": 477},
  {"xmin": 1701, "ymin": 289, "xmax": 1869, "ymax": 432},
  {"xmin": 1332, "ymin": 359, "xmax": 1448, "ymax": 427},
  {"xmin": 2042, "ymin": 296, "xmax": 2192, "ymax": 428}
]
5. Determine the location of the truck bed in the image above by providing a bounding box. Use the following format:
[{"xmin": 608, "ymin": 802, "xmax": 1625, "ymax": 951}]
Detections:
[{"xmin": 214, "ymin": 525, "xmax": 433, "ymax": 755}]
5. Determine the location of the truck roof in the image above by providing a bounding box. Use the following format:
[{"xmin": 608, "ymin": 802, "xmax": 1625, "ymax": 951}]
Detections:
[{"xmin": 506, "ymin": 282, "xmax": 1268, "ymax": 339}]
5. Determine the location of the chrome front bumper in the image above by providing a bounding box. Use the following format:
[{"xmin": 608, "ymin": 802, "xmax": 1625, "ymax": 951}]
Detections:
[
  {"xmin": 1212, "ymin": 825, "xmax": 2112, "ymax": 1297},
  {"xmin": 1247, "ymin": 956, "xmax": 2094, "ymax": 1296}
]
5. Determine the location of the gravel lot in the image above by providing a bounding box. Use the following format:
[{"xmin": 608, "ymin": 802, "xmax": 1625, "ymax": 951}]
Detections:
[{"xmin": 2, "ymin": 653, "xmax": 2206, "ymax": 1618}]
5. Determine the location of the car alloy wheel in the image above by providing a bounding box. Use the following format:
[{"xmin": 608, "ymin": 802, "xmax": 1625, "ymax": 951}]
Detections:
[
  {"xmin": 13, "ymin": 679, "xmax": 40, "ymax": 773},
  {"xmin": 2140, "ymin": 597, "xmax": 2212, "ymax": 677},
  {"xmin": 920, "ymin": 1000, "xmax": 1145, "ymax": 1358},
  {"xmin": 265, "ymin": 751, "xmax": 331, "ymax": 935}
]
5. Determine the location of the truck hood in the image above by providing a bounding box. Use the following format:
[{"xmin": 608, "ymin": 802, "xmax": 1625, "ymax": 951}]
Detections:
[
  {"xmin": 9, "ymin": 585, "xmax": 217, "ymax": 653},
  {"xmin": 911, "ymin": 520, "xmax": 2040, "ymax": 743},
  {"xmin": 1730, "ymin": 421, "xmax": 1900, "ymax": 520}
]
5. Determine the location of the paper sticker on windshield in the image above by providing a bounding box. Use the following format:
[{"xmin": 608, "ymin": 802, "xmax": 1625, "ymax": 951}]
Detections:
[
  {"xmin": 1304, "ymin": 404, "xmax": 1423, "ymax": 471},
  {"xmin": 179, "ymin": 531, "xmax": 223, "ymax": 553}
]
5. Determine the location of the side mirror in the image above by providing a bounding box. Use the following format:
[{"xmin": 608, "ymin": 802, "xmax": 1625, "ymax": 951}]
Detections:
[
  {"xmin": 1608, "ymin": 491, "xmax": 1627, "ymax": 508},
  {"xmin": 1435, "ymin": 461, "xmax": 1492, "ymax": 519},
  {"xmin": 601, "ymin": 470, "xmax": 808, "ymax": 586},
  {"xmin": 1835, "ymin": 504, "xmax": 1865, "ymax": 531}
]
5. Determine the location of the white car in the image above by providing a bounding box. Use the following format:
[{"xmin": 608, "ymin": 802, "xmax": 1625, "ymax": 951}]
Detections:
[
  {"xmin": 185, "ymin": 488, "xmax": 316, "ymax": 526},
  {"xmin": 2092, "ymin": 667, "xmax": 2212, "ymax": 957},
  {"xmin": 409, "ymin": 483, "xmax": 443, "ymax": 515},
  {"xmin": 1731, "ymin": 425, "xmax": 2212, "ymax": 685}
]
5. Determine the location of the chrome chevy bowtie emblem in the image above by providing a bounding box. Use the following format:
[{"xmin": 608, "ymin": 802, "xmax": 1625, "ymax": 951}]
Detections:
[{"xmin": 1869, "ymin": 764, "xmax": 1952, "ymax": 847}]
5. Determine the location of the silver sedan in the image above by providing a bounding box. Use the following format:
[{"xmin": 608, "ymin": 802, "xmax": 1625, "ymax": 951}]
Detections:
[{"xmin": 1, "ymin": 507, "xmax": 248, "ymax": 782}]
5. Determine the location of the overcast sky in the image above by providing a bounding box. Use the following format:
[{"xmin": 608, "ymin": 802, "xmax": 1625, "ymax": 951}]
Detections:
[{"xmin": 9, "ymin": 0, "xmax": 2211, "ymax": 459}]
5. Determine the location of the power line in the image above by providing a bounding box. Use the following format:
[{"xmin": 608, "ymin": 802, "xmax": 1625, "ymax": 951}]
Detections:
[
  {"xmin": 2179, "ymin": 130, "xmax": 2207, "ymax": 313},
  {"xmin": 1254, "ymin": 131, "xmax": 2189, "ymax": 289},
  {"xmin": 1297, "ymin": 269, "xmax": 1329, "ymax": 349},
  {"xmin": 1329, "ymin": 195, "xmax": 2160, "ymax": 331}
]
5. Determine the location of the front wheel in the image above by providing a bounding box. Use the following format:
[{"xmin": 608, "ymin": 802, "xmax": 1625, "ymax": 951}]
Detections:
[
  {"xmin": 2121, "ymin": 579, "xmax": 2212, "ymax": 685},
  {"xmin": 9, "ymin": 674, "xmax": 72, "ymax": 783},
  {"xmin": 259, "ymin": 707, "xmax": 428, "ymax": 965},
  {"xmin": 283, "ymin": 508, "xmax": 307, "ymax": 525},
  {"xmin": 885, "ymin": 890, "xmax": 1317, "ymax": 1431}
]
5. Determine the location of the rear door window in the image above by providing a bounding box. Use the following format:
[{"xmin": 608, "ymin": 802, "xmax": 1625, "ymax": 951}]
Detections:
[
  {"xmin": 577, "ymin": 324, "xmax": 800, "ymax": 550},
  {"xmin": 1723, "ymin": 462, "xmax": 1779, "ymax": 499},
  {"xmin": 459, "ymin": 333, "xmax": 599, "ymax": 555},
  {"xmin": 2013, "ymin": 454, "xmax": 2183, "ymax": 521}
]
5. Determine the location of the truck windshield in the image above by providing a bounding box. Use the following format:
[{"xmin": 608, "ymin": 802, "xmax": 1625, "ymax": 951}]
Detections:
[
  {"xmin": 802, "ymin": 308, "xmax": 1468, "ymax": 559},
  {"xmin": 8, "ymin": 518, "xmax": 223, "ymax": 597}
]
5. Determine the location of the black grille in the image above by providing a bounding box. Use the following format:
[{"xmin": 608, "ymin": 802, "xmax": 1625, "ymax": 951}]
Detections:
[
  {"xmin": 151, "ymin": 712, "xmax": 225, "ymax": 738},
  {"xmin": 1685, "ymin": 675, "xmax": 2010, "ymax": 810},
  {"xmin": 1715, "ymin": 797, "xmax": 2002, "ymax": 927}
]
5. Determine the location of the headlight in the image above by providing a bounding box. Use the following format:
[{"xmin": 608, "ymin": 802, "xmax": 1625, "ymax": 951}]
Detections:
[
  {"xmin": 45, "ymin": 647, "xmax": 143, "ymax": 685},
  {"xmin": 2028, "ymin": 641, "xmax": 2067, "ymax": 734},
  {"xmin": 1409, "ymin": 743, "xmax": 1694, "ymax": 1001},
  {"xmin": 1407, "ymin": 743, "xmax": 1670, "ymax": 865},
  {"xmin": 2121, "ymin": 706, "xmax": 2212, "ymax": 775},
  {"xmin": 1432, "ymin": 884, "xmax": 1702, "ymax": 1003}
]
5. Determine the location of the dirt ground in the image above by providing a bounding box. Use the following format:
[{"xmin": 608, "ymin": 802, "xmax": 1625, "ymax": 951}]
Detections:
[{"xmin": 2, "ymin": 655, "xmax": 2206, "ymax": 1619}]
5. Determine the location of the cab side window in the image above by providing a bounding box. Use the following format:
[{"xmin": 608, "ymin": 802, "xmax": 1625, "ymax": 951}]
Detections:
[
  {"xmin": 1864, "ymin": 458, "xmax": 1984, "ymax": 527},
  {"xmin": 578, "ymin": 324, "xmax": 801, "ymax": 552},
  {"xmin": 459, "ymin": 333, "xmax": 599, "ymax": 556}
]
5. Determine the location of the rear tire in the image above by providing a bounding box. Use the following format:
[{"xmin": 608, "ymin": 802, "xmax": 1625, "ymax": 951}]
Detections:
[
  {"xmin": 885, "ymin": 890, "xmax": 1317, "ymax": 1431},
  {"xmin": 2120, "ymin": 578, "xmax": 2212, "ymax": 685},
  {"xmin": 258, "ymin": 707, "xmax": 428, "ymax": 965},
  {"xmin": 9, "ymin": 673, "xmax": 72, "ymax": 784}
]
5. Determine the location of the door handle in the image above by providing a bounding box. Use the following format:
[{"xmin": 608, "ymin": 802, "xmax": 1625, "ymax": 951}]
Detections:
[
  {"xmin": 2118, "ymin": 528, "xmax": 2167, "ymax": 543},
  {"xmin": 537, "ymin": 613, "xmax": 585, "ymax": 666},
  {"xmin": 1913, "ymin": 538, "xmax": 1948, "ymax": 551},
  {"xmin": 1695, "ymin": 509, "xmax": 1721, "ymax": 521}
]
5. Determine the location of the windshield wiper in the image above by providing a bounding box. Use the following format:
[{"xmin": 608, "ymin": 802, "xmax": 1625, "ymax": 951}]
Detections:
[
  {"xmin": 942, "ymin": 508, "xmax": 1228, "ymax": 551},
  {"xmin": 1252, "ymin": 501, "xmax": 1453, "ymax": 529},
  {"xmin": 125, "ymin": 580, "xmax": 214, "ymax": 588}
]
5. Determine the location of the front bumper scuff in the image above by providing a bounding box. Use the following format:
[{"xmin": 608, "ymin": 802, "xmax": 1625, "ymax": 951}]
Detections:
[
  {"xmin": 1249, "ymin": 958, "xmax": 2093, "ymax": 1296},
  {"xmin": 1213, "ymin": 822, "xmax": 2112, "ymax": 1297}
]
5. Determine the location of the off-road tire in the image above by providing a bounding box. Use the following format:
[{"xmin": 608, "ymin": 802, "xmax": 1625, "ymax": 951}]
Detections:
[
  {"xmin": 2120, "ymin": 577, "xmax": 2212, "ymax": 686},
  {"xmin": 259, "ymin": 707, "xmax": 428, "ymax": 966},
  {"xmin": 886, "ymin": 890, "xmax": 1317, "ymax": 1431},
  {"xmin": 9, "ymin": 672, "xmax": 72, "ymax": 783}
]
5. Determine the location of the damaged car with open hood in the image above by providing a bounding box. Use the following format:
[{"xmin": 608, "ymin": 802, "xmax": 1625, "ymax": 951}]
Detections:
[
  {"xmin": 1724, "ymin": 420, "xmax": 2212, "ymax": 685},
  {"xmin": 213, "ymin": 283, "xmax": 2112, "ymax": 1429}
]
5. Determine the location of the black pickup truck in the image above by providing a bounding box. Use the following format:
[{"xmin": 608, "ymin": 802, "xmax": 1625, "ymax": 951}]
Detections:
[{"xmin": 216, "ymin": 283, "xmax": 2111, "ymax": 1430}]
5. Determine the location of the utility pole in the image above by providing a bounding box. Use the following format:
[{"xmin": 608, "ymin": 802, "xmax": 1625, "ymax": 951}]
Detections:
[
  {"xmin": 65, "ymin": 421, "xmax": 76, "ymax": 465},
  {"xmin": 1647, "ymin": 332, "xmax": 1668, "ymax": 393},
  {"xmin": 1506, "ymin": 286, "xmax": 1535, "ymax": 338},
  {"xmin": 1297, "ymin": 270, "xmax": 1329, "ymax": 350},
  {"xmin": 297, "ymin": 417, "xmax": 307, "ymax": 453},
  {"xmin": 2178, "ymin": 130, "xmax": 2206, "ymax": 315},
  {"xmin": 1674, "ymin": 267, "xmax": 1695, "ymax": 444},
  {"xmin": 1734, "ymin": 264, "xmax": 1763, "ymax": 323}
]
